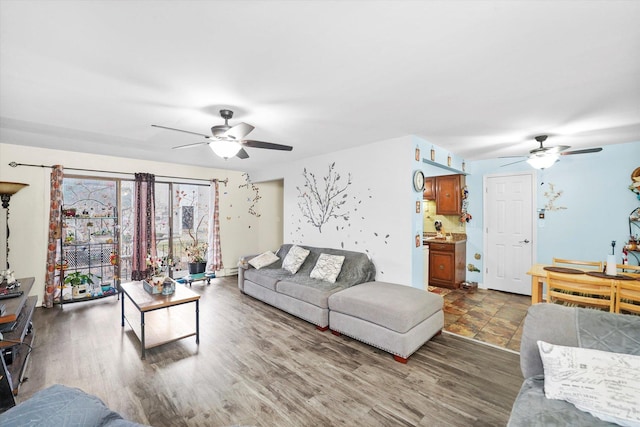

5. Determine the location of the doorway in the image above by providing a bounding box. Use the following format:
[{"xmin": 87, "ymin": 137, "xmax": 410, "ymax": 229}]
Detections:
[{"xmin": 483, "ymin": 171, "xmax": 535, "ymax": 295}]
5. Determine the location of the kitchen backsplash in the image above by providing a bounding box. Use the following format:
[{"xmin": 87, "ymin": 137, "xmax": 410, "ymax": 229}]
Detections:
[{"xmin": 422, "ymin": 200, "xmax": 466, "ymax": 233}]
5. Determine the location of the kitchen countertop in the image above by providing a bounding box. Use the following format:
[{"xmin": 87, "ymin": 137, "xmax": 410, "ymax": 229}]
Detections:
[{"xmin": 423, "ymin": 232, "xmax": 467, "ymax": 244}]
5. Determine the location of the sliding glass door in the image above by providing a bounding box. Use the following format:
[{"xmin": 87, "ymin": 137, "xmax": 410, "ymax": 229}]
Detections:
[{"xmin": 67, "ymin": 177, "xmax": 210, "ymax": 286}]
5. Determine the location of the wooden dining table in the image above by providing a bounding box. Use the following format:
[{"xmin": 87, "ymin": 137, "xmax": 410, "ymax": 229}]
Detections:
[{"xmin": 527, "ymin": 263, "xmax": 640, "ymax": 304}]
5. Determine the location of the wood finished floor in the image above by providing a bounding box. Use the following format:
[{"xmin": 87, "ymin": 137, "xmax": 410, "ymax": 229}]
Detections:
[{"xmin": 18, "ymin": 277, "xmax": 523, "ymax": 426}]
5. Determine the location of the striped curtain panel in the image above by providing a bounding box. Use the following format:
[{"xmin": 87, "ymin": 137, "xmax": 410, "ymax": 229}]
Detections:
[
  {"xmin": 206, "ymin": 180, "xmax": 223, "ymax": 272},
  {"xmin": 131, "ymin": 173, "xmax": 156, "ymax": 280},
  {"xmin": 43, "ymin": 165, "xmax": 64, "ymax": 308}
]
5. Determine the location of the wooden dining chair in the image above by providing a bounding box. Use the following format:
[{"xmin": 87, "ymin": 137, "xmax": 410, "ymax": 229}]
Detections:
[
  {"xmin": 616, "ymin": 264, "xmax": 640, "ymax": 275},
  {"xmin": 615, "ymin": 280, "xmax": 640, "ymax": 315},
  {"xmin": 546, "ymin": 271, "xmax": 615, "ymax": 312},
  {"xmin": 552, "ymin": 258, "xmax": 603, "ymax": 270}
]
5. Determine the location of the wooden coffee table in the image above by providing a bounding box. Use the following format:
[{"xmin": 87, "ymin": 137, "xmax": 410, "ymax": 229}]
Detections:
[{"xmin": 120, "ymin": 281, "xmax": 200, "ymax": 359}]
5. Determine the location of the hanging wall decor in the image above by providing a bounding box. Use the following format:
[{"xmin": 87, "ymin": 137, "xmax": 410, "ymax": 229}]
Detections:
[{"xmin": 459, "ymin": 185, "xmax": 472, "ymax": 223}]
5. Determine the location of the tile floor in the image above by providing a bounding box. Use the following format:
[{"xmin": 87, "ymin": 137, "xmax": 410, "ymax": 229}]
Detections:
[{"xmin": 429, "ymin": 286, "xmax": 531, "ymax": 352}]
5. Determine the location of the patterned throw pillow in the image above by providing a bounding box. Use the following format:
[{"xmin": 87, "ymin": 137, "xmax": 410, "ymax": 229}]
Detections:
[
  {"xmin": 248, "ymin": 251, "xmax": 279, "ymax": 269},
  {"xmin": 538, "ymin": 340, "xmax": 640, "ymax": 426},
  {"xmin": 310, "ymin": 253, "xmax": 345, "ymax": 283},
  {"xmin": 282, "ymin": 245, "xmax": 310, "ymax": 274}
]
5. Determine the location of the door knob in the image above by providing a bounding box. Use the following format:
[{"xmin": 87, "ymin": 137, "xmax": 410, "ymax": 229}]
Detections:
[{"xmin": 519, "ymin": 239, "xmax": 530, "ymax": 244}]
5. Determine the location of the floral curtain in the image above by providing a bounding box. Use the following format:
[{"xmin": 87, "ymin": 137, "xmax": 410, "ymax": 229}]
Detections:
[
  {"xmin": 43, "ymin": 165, "xmax": 64, "ymax": 308},
  {"xmin": 131, "ymin": 173, "xmax": 156, "ymax": 280},
  {"xmin": 206, "ymin": 180, "xmax": 223, "ymax": 272}
]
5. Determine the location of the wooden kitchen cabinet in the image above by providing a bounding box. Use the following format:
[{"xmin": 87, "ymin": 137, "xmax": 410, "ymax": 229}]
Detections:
[
  {"xmin": 435, "ymin": 174, "xmax": 465, "ymax": 215},
  {"xmin": 423, "ymin": 177, "xmax": 435, "ymax": 200},
  {"xmin": 428, "ymin": 241, "xmax": 466, "ymax": 289}
]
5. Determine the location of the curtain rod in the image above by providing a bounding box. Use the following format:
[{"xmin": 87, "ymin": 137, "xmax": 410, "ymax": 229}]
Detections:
[{"xmin": 8, "ymin": 162, "xmax": 228, "ymax": 186}]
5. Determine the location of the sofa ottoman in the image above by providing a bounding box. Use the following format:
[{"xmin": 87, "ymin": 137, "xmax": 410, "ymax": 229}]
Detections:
[{"xmin": 328, "ymin": 281, "xmax": 444, "ymax": 363}]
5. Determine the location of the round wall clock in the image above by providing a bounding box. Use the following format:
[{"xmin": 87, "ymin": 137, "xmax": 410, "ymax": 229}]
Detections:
[{"xmin": 413, "ymin": 170, "xmax": 425, "ymax": 192}]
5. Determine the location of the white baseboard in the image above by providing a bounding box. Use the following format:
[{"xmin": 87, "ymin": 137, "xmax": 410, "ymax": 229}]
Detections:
[{"xmin": 219, "ymin": 267, "xmax": 238, "ymax": 277}]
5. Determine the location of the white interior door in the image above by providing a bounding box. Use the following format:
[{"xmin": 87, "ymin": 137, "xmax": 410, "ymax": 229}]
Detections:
[{"xmin": 483, "ymin": 171, "xmax": 535, "ymax": 295}]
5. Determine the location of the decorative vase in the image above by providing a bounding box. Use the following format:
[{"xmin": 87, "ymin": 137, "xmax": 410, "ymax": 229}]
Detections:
[
  {"xmin": 161, "ymin": 278, "xmax": 175, "ymax": 295},
  {"xmin": 188, "ymin": 262, "xmax": 206, "ymax": 275},
  {"xmin": 72, "ymin": 284, "xmax": 88, "ymax": 299}
]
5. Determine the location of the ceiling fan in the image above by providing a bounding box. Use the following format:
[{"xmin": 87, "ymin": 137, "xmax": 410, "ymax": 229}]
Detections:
[
  {"xmin": 152, "ymin": 109, "xmax": 293, "ymax": 159},
  {"xmin": 501, "ymin": 135, "xmax": 602, "ymax": 169}
]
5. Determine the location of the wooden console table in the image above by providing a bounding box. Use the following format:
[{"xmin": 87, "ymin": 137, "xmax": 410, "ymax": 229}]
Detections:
[{"xmin": 120, "ymin": 281, "xmax": 200, "ymax": 359}]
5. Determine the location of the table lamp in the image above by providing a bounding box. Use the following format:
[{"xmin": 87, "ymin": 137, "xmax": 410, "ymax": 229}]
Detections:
[{"xmin": 0, "ymin": 181, "xmax": 29, "ymax": 270}]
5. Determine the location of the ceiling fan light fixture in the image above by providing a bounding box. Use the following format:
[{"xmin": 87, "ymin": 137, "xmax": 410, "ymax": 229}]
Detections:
[
  {"xmin": 210, "ymin": 140, "xmax": 241, "ymax": 159},
  {"xmin": 526, "ymin": 153, "xmax": 559, "ymax": 170}
]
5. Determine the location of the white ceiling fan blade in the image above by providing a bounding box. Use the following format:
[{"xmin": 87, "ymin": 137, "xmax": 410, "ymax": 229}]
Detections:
[{"xmin": 224, "ymin": 122, "xmax": 254, "ymax": 140}]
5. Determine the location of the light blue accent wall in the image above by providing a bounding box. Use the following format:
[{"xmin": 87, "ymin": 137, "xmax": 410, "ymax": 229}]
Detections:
[
  {"xmin": 410, "ymin": 141, "xmax": 423, "ymax": 288},
  {"xmin": 411, "ymin": 136, "xmax": 467, "ymax": 288},
  {"xmin": 465, "ymin": 141, "xmax": 640, "ymax": 281}
]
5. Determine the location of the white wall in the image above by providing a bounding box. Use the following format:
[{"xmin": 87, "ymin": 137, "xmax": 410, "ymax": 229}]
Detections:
[
  {"xmin": 253, "ymin": 136, "xmax": 420, "ymax": 286},
  {"xmin": 0, "ymin": 143, "xmax": 278, "ymax": 305}
]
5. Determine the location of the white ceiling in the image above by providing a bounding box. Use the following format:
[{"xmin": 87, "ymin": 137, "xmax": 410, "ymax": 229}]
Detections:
[{"xmin": 1, "ymin": 0, "xmax": 639, "ymax": 172}]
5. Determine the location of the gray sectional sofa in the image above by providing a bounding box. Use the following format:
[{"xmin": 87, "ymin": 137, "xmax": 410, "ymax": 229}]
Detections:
[
  {"xmin": 508, "ymin": 303, "xmax": 640, "ymax": 426},
  {"xmin": 238, "ymin": 244, "xmax": 377, "ymax": 329},
  {"xmin": 239, "ymin": 244, "xmax": 444, "ymax": 362}
]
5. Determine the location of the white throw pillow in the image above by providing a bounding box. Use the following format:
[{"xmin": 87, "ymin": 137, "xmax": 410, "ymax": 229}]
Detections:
[
  {"xmin": 282, "ymin": 245, "xmax": 310, "ymax": 274},
  {"xmin": 310, "ymin": 253, "xmax": 345, "ymax": 283},
  {"xmin": 248, "ymin": 251, "xmax": 279, "ymax": 270},
  {"xmin": 537, "ymin": 340, "xmax": 640, "ymax": 426}
]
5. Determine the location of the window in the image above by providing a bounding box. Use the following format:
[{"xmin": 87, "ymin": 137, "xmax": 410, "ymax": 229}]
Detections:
[
  {"xmin": 64, "ymin": 177, "xmax": 210, "ymax": 284},
  {"xmin": 172, "ymin": 184, "xmax": 210, "ymax": 272}
]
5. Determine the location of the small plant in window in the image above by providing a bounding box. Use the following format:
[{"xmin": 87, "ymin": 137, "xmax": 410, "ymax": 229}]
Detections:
[
  {"xmin": 176, "ymin": 188, "xmax": 208, "ymax": 263},
  {"xmin": 184, "ymin": 215, "xmax": 208, "ymax": 263},
  {"xmin": 64, "ymin": 271, "xmax": 100, "ymax": 287},
  {"xmin": 185, "ymin": 243, "xmax": 207, "ymax": 263}
]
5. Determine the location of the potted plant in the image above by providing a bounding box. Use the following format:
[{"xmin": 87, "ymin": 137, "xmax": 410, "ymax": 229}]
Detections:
[
  {"xmin": 184, "ymin": 215, "xmax": 208, "ymax": 274},
  {"xmin": 63, "ymin": 271, "xmax": 95, "ymax": 286},
  {"xmin": 64, "ymin": 271, "xmax": 100, "ymax": 299},
  {"xmin": 185, "ymin": 241, "xmax": 208, "ymax": 274}
]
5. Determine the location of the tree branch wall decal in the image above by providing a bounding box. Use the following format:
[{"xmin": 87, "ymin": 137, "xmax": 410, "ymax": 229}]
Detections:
[
  {"xmin": 238, "ymin": 173, "xmax": 261, "ymax": 217},
  {"xmin": 543, "ymin": 182, "xmax": 567, "ymax": 211},
  {"xmin": 296, "ymin": 162, "xmax": 352, "ymax": 233}
]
